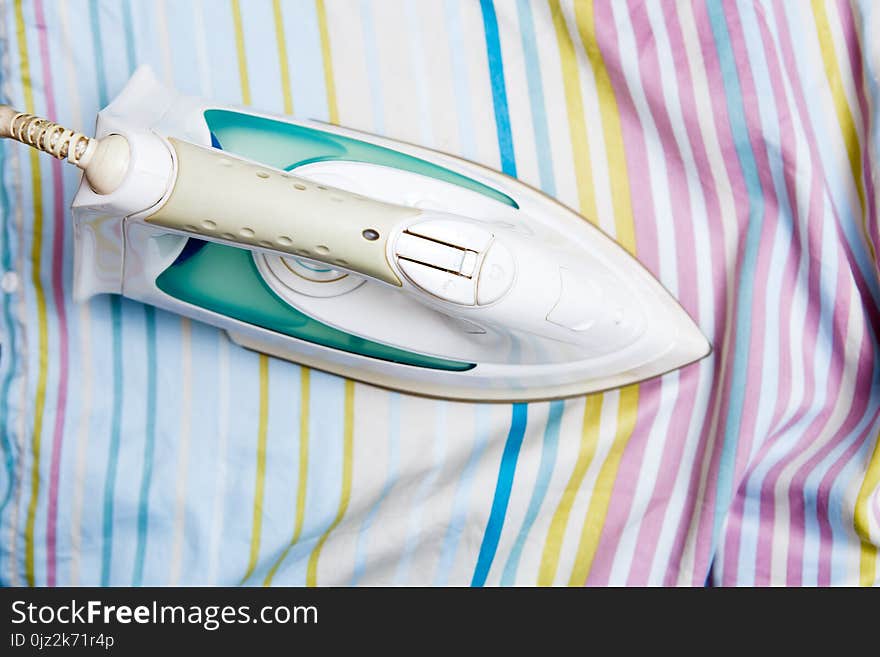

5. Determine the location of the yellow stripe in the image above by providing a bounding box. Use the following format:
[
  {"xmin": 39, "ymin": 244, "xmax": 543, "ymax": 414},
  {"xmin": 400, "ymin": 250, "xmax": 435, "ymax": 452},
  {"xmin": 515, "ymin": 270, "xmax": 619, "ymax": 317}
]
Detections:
[
  {"xmin": 295, "ymin": 369, "xmax": 310, "ymax": 544},
  {"xmin": 228, "ymin": 7, "xmax": 268, "ymax": 583},
  {"xmin": 537, "ymin": 1, "xmax": 610, "ymax": 587},
  {"xmin": 575, "ymin": 1, "xmax": 636, "ymax": 254},
  {"xmin": 813, "ymin": 0, "xmax": 879, "ymax": 586},
  {"xmin": 315, "ymin": 0, "xmax": 339, "ymax": 124},
  {"xmin": 15, "ymin": 0, "xmax": 49, "ymax": 587},
  {"xmin": 548, "ymin": 0, "xmax": 597, "ymax": 222},
  {"xmin": 258, "ymin": 12, "xmax": 307, "ymax": 584},
  {"xmin": 568, "ymin": 385, "xmax": 639, "ymax": 584},
  {"xmin": 262, "ymin": 367, "xmax": 310, "ymax": 586},
  {"xmin": 855, "ymin": 434, "xmax": 880, "ymax": 586},
  {"xmin": 241, "ymin": 355, "xmax": 270, "ymax": 583},
  {"xmin": 811, "ymin": 0, "xmax": 873, "ymax": 260},
  {"xmin": 272, "ymin": 0, "xmax": 293, "ymax": 115},
  {"xmin": 538, "ymin": 396, "xmax": 603, "ymax": 585},
  {"xmin": 539, "ymin": 1, "xmax": 643, "ymax": 585},
  {"xmin": 306, "ymin": 379, "xmax": 354, "ymax": 586},
  {"xmin": 303, "ymin": 4, "xmax": 348, "ymax": 587},
  {"xmin": 564, "ymin": 0, "xmax": 641, "ymax": 585},
  {"xmin": 231, "ymin": 0, "xmax": 251, "ymax": 105}
]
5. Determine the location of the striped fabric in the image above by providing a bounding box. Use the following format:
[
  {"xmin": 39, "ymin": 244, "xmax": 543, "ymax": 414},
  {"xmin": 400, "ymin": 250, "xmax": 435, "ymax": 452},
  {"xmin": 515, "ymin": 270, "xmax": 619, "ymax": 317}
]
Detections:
[{"xmin": 0, "ymin": 0, "xmax": 878, "ymax": 587}]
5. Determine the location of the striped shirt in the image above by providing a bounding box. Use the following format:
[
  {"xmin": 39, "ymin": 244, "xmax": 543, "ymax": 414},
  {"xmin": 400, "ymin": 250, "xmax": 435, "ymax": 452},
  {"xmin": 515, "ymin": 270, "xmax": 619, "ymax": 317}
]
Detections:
[{"xmin": 0, "ymin": 0, "xmax": 878, "ymax": 586}]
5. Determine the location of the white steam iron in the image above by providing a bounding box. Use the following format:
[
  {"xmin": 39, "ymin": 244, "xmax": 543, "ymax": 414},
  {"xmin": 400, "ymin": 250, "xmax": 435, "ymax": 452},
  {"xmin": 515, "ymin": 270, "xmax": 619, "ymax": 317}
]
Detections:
[{"xmin": 0, "ymin": 67, "xmax": 709, "ymax": 402}]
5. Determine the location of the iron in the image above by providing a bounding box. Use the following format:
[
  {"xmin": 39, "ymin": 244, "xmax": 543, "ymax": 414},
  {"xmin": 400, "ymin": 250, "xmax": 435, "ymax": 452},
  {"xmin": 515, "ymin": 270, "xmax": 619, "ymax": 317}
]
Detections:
[{"xmin": 0, "ymin": 67, "xmax": 709, "ymax": 402}]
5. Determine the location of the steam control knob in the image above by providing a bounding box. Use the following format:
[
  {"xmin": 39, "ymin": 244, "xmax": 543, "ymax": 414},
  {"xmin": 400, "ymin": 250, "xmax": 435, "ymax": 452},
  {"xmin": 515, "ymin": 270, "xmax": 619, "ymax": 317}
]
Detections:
[{"xmin": 393, "ymin": 217, "xmax": 515, "ymax": 306}]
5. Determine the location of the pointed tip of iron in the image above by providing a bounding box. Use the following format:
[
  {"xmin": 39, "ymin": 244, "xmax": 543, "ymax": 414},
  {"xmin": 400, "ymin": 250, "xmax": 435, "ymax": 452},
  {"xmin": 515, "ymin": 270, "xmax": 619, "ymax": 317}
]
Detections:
[{"xmin": 675, "ymin": 315, "xmax": 713, "ymax": 370}]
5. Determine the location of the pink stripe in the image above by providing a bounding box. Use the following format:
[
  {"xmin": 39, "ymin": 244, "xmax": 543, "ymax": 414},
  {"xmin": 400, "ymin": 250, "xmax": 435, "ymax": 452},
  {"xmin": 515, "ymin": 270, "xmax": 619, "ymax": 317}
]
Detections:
[
  {"xmin": 620, "ymin": 1, "xmax": 706, "ymax": 584},
  {"xmin": 586, "ymin": 1, "xmax": 706, "ymax": 586},
  {"xmin": 735, "ymin": 2, "xmax": 833, "ymax": 586},
  {"xmin": 781, "ymin": 3, "xmax": 879, "ymax": 586},
  {"xmin": 814, "ymin": 333, "xmax": 876, "ymax": 585},
  {"xmin": 671, "ymin": 0, "xmax": 757, "ymax": 586},
  {"xmin": 838, "ymin": 0, "xmax": 879, "ymax": 267},
  {"xmin": 581, "ymin": 0, "xmax": 663, "ymax": 585},
  {"xmin": 710, "ymin": 2, "xmax": 791, "ymax": 586},
  {"xmin": 811, "ymin": 2, "xmax": 880, "ymax": 585},
  {"xmin": 781, "ymin": 7, "xmax": 880, "ymax": 332},
  {"xmin": 749, "ymin": 0, "xmax": 810, "ymax": 487},
  {"xmin": 744, "ymin": 3, "xmax": 810, "ymax": 473},
  {"xmin": 776, "ymin": 269, "xmax": 849, "ymax": 586},
  {"xmin": 718, "ymin": 0, "xmax": 803, "ymax": 584},
  {"xmin": 34, "ymin": 0, "xmax": 70, "ymax": 588},
  {"xmin": 720, "ymin": 3, "xmax": 815, "ymax": 584},
  {"xmin": 659, "ymin": 2, "xmax": 735, "ymax": 585},
  {"xmin": 741, "ymin": 2, "xmax": 880, "ymax": 586},
  {"xmin": 621, "ymin": 3, "xmax": 709, "ymax": 582},
  {"xmin": 784, "ymin": 270, "xmax": 856, "ymax": 584}
]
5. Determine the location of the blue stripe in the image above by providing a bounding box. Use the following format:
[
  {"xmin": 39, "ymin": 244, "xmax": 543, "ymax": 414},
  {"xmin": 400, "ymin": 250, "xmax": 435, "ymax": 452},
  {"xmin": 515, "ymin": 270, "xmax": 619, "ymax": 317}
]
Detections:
[
  {"xmin": 431, "ymin": 0, "xmax": 500, "ymax": 585},
  {"xmin": 728, "ymin": 1, "xmax": 857, "ymax": 586},
  {"xmin": 275, "ymin": 0, "xmax": 326, "ymax": 120},
  {"xmin": 705, "ymin": 0, "xmax": 765, "ymax": 573},
  {"xmin": 0, "ymin": 0, "xmax": 19, "ymax": 529},
  {"xmin": 89, "ymin": 0, "xmax": 124, "ymax": 586},
  {"xmin": 101, "ymin": 299, "xmax": 123, "ymax": 586},
  {"xmin": 825, "ymin": 0, "xmax": 880, "ymax": 584},
  {"xmin": 490, "ymin": 0, "xmax": 560, "ymax": 587},
  {"xmin": 350, "ymin": 393, "xmax": 400, "ymax": 584},
  {"xmin": 0, "ymin": 132, "xmax": 17, "ymax": 522},
  {"xmin": 781, "ymin": 4, "xmax": 880, "ymax": 308},
  {"xmin": 404, "ymin": 0, "xmax": 435, "ymax": 147},
  {"xmin": 0, "ymin": 1, "xmax": 26, "ymax": 585},
  {"xmin": 805, "ymin": 379, "xmax": 879, "ymax": 583},
  {"xmin": 471, "ymin": 403, "xmax": 527, "ymax": 587},
  {"xmin": 469, "ymin": 0, "xmax": 525, "ymax": 587},
  {"xmin": 828, "ymin": 401, "xmax": 880, "ymax": 582},
  {"xmin": 132, "ymin": 307, "xmax": 156, "ymax": 585},
  {"xmin": 732, "ymin": 0, "xmax": 794, "ymax": 583},
  {"xmin": 515, "ymin": 0, "xmax": 554, "ymax": 196},
  {"xmin": 115, "ymin": 0, "xmax": 157, "ymax": 588},
  {"xmin": 800, "ymin": 201, "xmax": 872, "ymax": 584},
  {"xmin": 434, "ymin": 404, "xmax": 491, "ymax": 584},
  {"xmin": 346, "ymin": 4, "xmax": 393, "ymax": 585},
  {"xmin": 479, "ymin": 0, "xmax": 516, "ymax": 177},
  {"xmin": 444, "ymin": 0, "xmax": 477, "ymax": 160},
  {"xmin": 500, "ymin": 400, "xmax": 563, "ymax": 585},
  {"xmin": 395, "ymin": 402, "xmax": 447, "ymax": 583},
  {"xmin": 122, "ymin": 0, "xmax": 136, "ymax": 75},
  {"xmin": 359, "ymin": 0, "xmax": 385, "ymax": 135}
]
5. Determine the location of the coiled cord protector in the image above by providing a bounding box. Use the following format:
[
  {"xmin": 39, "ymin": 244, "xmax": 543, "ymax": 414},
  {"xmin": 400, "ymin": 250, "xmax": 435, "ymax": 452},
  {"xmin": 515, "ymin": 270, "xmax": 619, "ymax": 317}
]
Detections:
[{"xmin": 0, "ymin": 104, "xmax": 130, "ymax": 194}]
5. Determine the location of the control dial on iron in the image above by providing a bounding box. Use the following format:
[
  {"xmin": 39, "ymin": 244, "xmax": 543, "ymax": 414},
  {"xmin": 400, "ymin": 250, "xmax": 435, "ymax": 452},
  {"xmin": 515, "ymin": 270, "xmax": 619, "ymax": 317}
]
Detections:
[{"xmin": 393, "ymin": 218, "xmax": 515, "ymax": 306}]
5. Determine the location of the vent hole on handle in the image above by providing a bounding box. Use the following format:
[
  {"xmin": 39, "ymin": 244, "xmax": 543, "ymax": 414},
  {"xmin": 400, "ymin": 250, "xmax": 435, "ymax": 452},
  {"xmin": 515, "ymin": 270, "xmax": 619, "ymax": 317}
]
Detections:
[
  {"xmin": 362, "ymin": 228, "xmax": 379, "ymax": 241},
  {"xmin": 277, "ymin": 236, "xmax": 293, "ymax": 246},
  {"xmin": 256, "ymin": 171, "xmax": 270, "ymax": 179},
  {"xmin": 316, "ymin": 245, "xmax": 330, "ymax": 255},
  {"xmin": 294, "ymin": 183, "xmax": 307, "ymax": 191}
]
